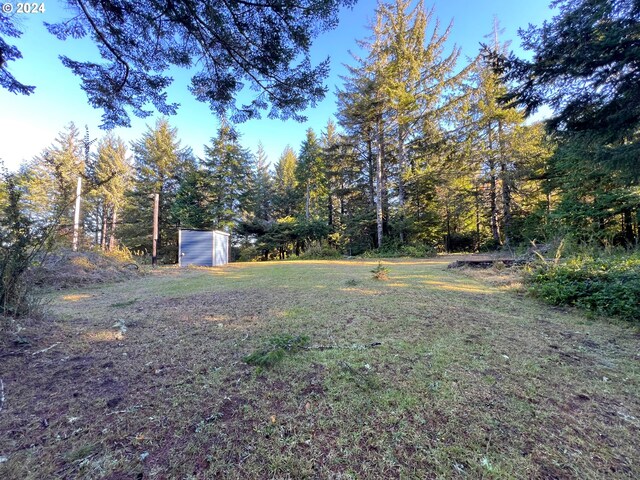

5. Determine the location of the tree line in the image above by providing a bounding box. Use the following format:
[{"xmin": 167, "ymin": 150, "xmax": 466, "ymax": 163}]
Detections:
[{"xmin": 3, "ymin": 0, "xmax": 639, "ymax": 264}]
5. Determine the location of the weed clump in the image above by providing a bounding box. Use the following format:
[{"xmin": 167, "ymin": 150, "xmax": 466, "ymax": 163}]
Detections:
[
  {"xmin": 244, "ymin": 333, "xmax": 310, "ymax": 368},
  {"xmin": 371, "ymin": 261, "xmax": 389, "ymax": 281}
]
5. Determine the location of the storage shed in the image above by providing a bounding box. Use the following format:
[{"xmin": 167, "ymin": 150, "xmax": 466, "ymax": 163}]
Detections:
[{"xmin": 178, "ymin": 229, "xmax": 230, "ymax": 267}]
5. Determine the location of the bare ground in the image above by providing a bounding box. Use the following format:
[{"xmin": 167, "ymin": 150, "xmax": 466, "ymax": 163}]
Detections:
[{"xmin": 0, "ymin": 257, "xmax": 638, "ymax": 479}]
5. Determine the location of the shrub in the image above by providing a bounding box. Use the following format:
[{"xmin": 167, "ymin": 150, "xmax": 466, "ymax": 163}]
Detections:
[
  {"xmin": 103, "ymin": 244, "xmax": 135, "ymax": 263},
  {"xmin": 299, "ymin": 243, "xmax": 342, "ymax": 259},
  {"xmin": 399, "ymin": 244, "xmax": 437, "ymax": 257},
  {"xmin": 1, "ymin": 173, "xmax": 43, "ymax": 318},
  {"xmin": 527, "ymin": 253, "xmax": 640, "ymax": 320},
  {"xmin": 238, "ymin": 245, "xmax": 260, "ymax": 262},
  {"xmin": 244, "ymin": 334, "xmax": 310, "ymax": 368},
  {"xmin": 361, "ymin": 243, "xmax": 437, "ymax": 258},
  {"xmin": 371, "ymin": 261, "xmax": 389, "ymax": 280}
]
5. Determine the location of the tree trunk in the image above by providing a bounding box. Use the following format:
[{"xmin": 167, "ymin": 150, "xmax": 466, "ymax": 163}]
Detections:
[
  {"xmin": 475, "ymin": 183, "xmax": 481, "ymax": 251},
  {"xmin": 397, "ymin": 124, "xmax": 406, "ymax": 244},
  {"xmin": 498, "ymin": 120, "xmax": 512, "ymax": 247},
  {"xmin": 305, "ymin": 180, "xmax": 310, "ymax": 220},
  {"xmin": 445, "ymin": 203, "xmax": 451, "ymax": 253},
  {"xmin": 375, "ymin": 119, "xmax": 384, "ymax": 249},
  {"xmin": 489, "ymin": 167, "xmax": 500, "ymax": 244},
  {"xmin": 487, "ymin": 124, "xmax": 500, "ymax": 244},
  {"xmin": 109, "ymin": 205, "xmax": 118, "ymax": 251},
  {"xmin": 94, "ymin": 206, "xmax": 100, "ymax": 245},
  {"xmin": 500, "ymin": 160, "xmax": 512, "ymax": 247},
  {"xmin": 101, "ymin": 206, "xmax": 108, "ymax": 251},
  {"xmin": 367, "ymin": 137, "xmax": 375, "ymax": 207},
  {"xmin": 623, "ymin": 208, "xmax": 634, "ymax": 246}
]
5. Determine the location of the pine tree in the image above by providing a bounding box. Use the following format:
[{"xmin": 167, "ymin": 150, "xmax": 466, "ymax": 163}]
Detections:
[
  {"xmin": 90, "ymin": 133, "xmax": 131, "ymax": 250},
  {"xmin": 122, "ymin": 118, "xmax": 193, "ymax": 261},
  {"xmin": 171, "ymin": 166, "xmax": 212, "ymax": 230},
  {"xmin": 503, "ymin": 0, "xmax": 640, "ymax": 176},
  {"xmin": 376, "ymin": 0, "xmax": 464, "ymax": 243},
  {"xmin": 467, "ymin": 21, "xmax": 550, "ymax": 247},
  {"xmin": 337, "ymin": 0, "xmax": 467, "ymax": 249},
  {"xmin": 296, "ymin": 129, "xmax": 327, "ymax": 221},
  {"xmin": 23, "ymin": 123, "xmax": 84, "ymax": 239},
  {"xmin": 201, "ymin": 121, "xmax": 255, "ymax": 231},
  {"xmin": 253, "ymin": 142, "xmax": 274, "ymax": 222},
  {"xmin": 4, "ymin": 0, "xmax": 357, "ymax": 127},
  {"xmin": 273, "ymin": 146, "xmax": 300, "ymax": 218}
]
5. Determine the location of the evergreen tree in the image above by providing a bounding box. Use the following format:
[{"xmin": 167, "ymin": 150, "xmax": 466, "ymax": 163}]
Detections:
[
  {"xmin": 376, "ymin": 0, "xmax": 465, "ymax": 244},
  {"xmin": 463, "ymin": 22, "xmax": 552, "ymax": 247},
  {"xmin": 547, "ymin": 134, "xmax": 639, "ymax": 245},
  {"xmin": 172, "ymin": 166, "xmax": 212, "ymax": 231},
  {"xmin": 337, "ymin": 0, "xmax": 467, "ymax": 249},
  {"xmin": 252, "ymin": 142, "xmax": 274, "ymax": 222},
  {"xmin": 201, "ymin": 121, "xmax": 255, "ymax": 231},
  {"xmin": 22, "ymin": 123, "xmax": 84, "ymax": 239},
  {"xmin": 321, "ymin": 119, "xmax": 342, "ymax": 229},
  {"xmin": 273, "ymin": 146, "xmax": 300, "ymax": 218},
  {"xmin": 122, "ymin": 118, "xmax": 193, "ymax": 261},
  {"xmin": 89, "ymin": 133, "xmax": 131, "ymax": 250},
  {"xmin": 296, "ymin": 129, "xmax": 327, "ymax": 221},
  {"xmin": 503, "ymin": 0, "xmax": 640, "ymax": 177}
]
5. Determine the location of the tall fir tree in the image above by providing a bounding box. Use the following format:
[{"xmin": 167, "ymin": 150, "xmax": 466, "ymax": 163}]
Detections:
[
  {"xmin": 273, "ymin": 146, "xmax": 300, "ymax": 218},
  {"xmin": 122, "ymin": 118, "xmax": 193, "ymax": 261},
  {"xmin": 252, "ymin": 142, "xmax": 274, "ymax": 222},
  {"xmin": 90, "ymin": 133, "xmax": 131, "ymax": 250},
  {"xmin": 296, "ymin": 129, "xmax": 327, "ymax": 221},
  {"xmin": 22, "ymin": 123, "xmax": 84, "ymax": 241},
  {"xmin": 201, "ymin": 121, "xmax": 255, "ymax": 231}
]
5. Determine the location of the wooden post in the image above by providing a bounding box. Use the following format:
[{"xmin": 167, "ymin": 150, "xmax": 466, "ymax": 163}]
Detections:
[
  {"xmin": 152, "ymin": 193, "xmax": 159, "ymax": 266},
  {"xmin": 72, "ymin": 176, "xmax": 82, "ymax": 252}
]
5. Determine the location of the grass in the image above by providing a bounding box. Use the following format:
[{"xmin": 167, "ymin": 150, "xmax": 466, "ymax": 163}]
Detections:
[{"xmin": 1, "ymin": 257, "xmax": 639, "ymax": 479}]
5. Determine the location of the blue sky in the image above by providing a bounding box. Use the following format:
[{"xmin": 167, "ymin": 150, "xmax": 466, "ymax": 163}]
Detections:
[{"xmin": 0, "ymin": 1, "xmax": 556, "ymax": 171}]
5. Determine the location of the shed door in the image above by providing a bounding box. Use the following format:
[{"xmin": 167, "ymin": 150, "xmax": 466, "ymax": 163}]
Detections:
[
  {"xmin": 214, "ymin": 233, "xmax": 229, "ymax": 265},
  {"xmin": 181, "ymin": 230, "xmax": 214, "ymax": 266}
]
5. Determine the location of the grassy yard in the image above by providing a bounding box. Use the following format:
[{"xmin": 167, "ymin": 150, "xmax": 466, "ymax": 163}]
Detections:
[{"xmin": 1, "ymin": 258, "xmax": 638, "ymax": 479}]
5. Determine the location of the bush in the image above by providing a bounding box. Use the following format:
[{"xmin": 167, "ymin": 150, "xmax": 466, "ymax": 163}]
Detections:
[
  {"xmin": 1, "ymin": 173, "xmax": 42, "ymax": 318},
  {"xmin": 361, "ymin": 243, "xmax": 437, "ymax": 258},
  {"xmin": 527, "ymin": 253, "xmax": 640, "ymax": 320},
  {"xmin": 238, "ymin": 245, "xmax": 260, "ymax": 262},
  {"xmin": 103, "ymin": 244, "xmax": 135, "ymax": 263},
  {"xmin": 444, "ymin": 233, "xmax": 477, "ymax": 252},
  {"xmin": 298, "ymin": 243, "xmax": 342, "ymax": 259},
  {"xmin": 371, "ymin": 261, "xmax": 390, "ymax": 280}
]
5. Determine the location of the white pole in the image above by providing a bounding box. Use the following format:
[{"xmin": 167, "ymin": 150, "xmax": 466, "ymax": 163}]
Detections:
[{"xmin": 72, "ymin": 176, "xmax": 82, "ymax": 252}]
